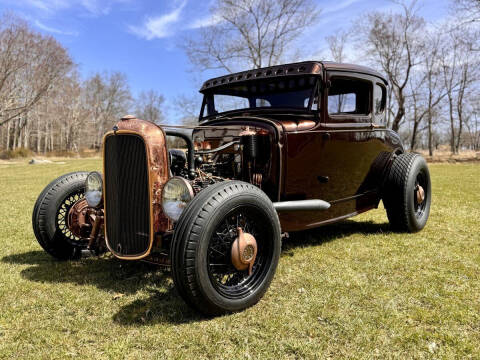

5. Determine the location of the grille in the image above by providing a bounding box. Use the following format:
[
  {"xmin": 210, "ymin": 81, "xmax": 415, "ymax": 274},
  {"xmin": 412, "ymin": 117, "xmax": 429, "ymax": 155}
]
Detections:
[{"xmin": 104, "ymin": 134, "xmax": 151, "ymax": 256}]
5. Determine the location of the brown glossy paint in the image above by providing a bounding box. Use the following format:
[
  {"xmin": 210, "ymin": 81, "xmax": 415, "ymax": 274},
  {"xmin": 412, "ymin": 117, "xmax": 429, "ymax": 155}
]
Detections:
[
  {"xmin": 199, "ymin": 62, "xmax": 403, "ymax": 232},
  {"xmin": 277, "ymin": 69, "xmax": 402, "ymax": 231},
  {"xmin": 195, "ymin": 115, "xmax": 400, "ymax": 231}
]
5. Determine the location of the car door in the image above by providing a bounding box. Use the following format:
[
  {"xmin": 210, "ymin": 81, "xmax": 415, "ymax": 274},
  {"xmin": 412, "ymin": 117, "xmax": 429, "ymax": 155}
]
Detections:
[
  {"xmin": 281, "ymin": 72, "xmax": 391, "ymax": 230},
  {"xmin": 283, "ymin": 73, "xmax": 374, "ymax": 201},
  {"xmin": 317, "ymin": 71, "xmax": 376, "ymax": 204}
]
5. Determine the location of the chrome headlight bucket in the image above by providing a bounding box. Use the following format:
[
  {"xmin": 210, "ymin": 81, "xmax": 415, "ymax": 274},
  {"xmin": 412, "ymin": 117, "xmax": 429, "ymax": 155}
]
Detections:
[
  {"xmin": 161, "ymin": 177, "xmax": 194, "ymax": 222},
  {"xmin": 85, "ymin": 171, "xmax": 103, "ymax": 207}
]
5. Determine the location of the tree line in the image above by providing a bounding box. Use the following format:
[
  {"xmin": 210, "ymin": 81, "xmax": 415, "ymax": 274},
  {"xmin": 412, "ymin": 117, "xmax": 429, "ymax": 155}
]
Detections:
[
  {"xmin": 353, "ymin": 0, "xmax": 479, "ymax": 154},
  {"xmin": 0, "ymin": 15, "xmax": 165, "ymax": 155},
  {"xmin": 184, "ymin": 0, "xmax": 480, "ymax": 154},
  {"xmin": 0, "ymin": 0, "xmax": 479, "ymax": 156}
]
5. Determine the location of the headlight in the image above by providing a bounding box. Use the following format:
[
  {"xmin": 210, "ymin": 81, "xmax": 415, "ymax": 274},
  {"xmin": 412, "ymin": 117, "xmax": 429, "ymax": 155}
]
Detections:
[
  {"xmin": 85, "ymin": 171, "xmax": 103, "ymax": 207},
  {"xmin": 161, "ymin": 177, "xmax": 194, "ymax": 221}
]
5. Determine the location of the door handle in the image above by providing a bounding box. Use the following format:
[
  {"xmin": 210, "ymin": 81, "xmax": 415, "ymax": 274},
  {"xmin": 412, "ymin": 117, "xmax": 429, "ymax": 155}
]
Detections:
[
  {"xmin": 317, "ymin": 175, "xmax": 329, "ymax": 183},
  {"xmin": 322, "ymin": 132, "xmax": 331, "ymax": 140}
]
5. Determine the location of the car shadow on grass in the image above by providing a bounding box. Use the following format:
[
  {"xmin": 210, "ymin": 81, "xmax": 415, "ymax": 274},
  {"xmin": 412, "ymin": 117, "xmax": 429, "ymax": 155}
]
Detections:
[
  {"xmin": 2, "ymin": 219, "xmax": 390, "ymax": 326},
  {"xmin": 2, "ymin": 250, "xmax": 167, "ymax": 295},
  {"xmin": 282, "ymin": 219, "xmax": 391, "ymax": 256},
  {"xmin": 1, "ymin": 250, "xmax": 202, "ymax": 325}
]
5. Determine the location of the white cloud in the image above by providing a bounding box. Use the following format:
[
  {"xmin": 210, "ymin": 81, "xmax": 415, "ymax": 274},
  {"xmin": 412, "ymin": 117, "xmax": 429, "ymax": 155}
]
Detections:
[
  {"xmin": 129, "ymin": 1, "xmax": 187, "ymax": 40},
  {"xmin": 14, "ymin": 0, "xmax": 128, "ymax": 16},
  {"xmin": 21, "ymin": 0, "xmax": 68, "ymax": 13},
  {"xmin": 188, "ymin": 13, "xmax": 223, "ymax": 29},
  {"xmin": 33, "ymin": 20, "xmax": 78, "ymax": 36},
  {"xmin": 322, "ymin": 0, "xmax": 362, "ymax": 15}
]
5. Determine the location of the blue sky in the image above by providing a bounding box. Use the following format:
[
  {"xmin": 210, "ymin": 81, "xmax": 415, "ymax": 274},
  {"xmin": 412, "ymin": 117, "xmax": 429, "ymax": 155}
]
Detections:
[{"xmin": 0, "ymin": 0, "xmax": 451, "ymax": 121}]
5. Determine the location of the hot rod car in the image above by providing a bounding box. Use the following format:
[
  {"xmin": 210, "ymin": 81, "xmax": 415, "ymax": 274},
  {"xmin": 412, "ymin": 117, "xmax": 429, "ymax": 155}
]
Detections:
[{"xmin": 32, "ymin": 61, "xmax": 431, "ymax": 315}]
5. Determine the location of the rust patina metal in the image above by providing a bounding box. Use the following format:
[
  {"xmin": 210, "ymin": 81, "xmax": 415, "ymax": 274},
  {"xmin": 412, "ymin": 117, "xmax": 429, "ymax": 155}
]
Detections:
[
  {"xmin": 116, "ymin": 116, "xmax": 171, "ymax": 236},
  {"xmin": 67, "ymin": 198, "xmax": 90, "ymax": 238},
  {"xmin": 102, "ymin": 117, "xmax": 171, "ymax": 259}
]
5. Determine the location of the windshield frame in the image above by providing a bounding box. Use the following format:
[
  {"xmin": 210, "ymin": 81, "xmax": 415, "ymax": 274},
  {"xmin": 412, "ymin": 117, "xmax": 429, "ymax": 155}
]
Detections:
[{"xmin": 199, "ymin": 76, "xmax": 321, "ymax": 122}]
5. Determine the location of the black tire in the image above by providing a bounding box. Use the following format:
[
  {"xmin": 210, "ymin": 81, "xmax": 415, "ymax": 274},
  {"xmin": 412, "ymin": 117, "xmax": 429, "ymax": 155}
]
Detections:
[
  {"xmin": 32, "ymin": 172, "xmax": 89, "ymax": 260},
  {"xmin": 171, "ymin": 181, "xmax": 281, "ymax": 315},
  {"xmin": 383, "ymin": 153, "xmax": 431, "ymax": 232}
]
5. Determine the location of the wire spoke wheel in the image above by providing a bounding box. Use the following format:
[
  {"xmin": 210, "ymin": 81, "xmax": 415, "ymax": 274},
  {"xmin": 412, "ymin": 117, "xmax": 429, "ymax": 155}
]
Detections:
[
  {"xmin": 56, "ymin": 191, "xmax": 85, "ymax": 244},
  {"xmin": 207, "ymin": 205, "xmax": 273, "ymax": 299},
  {"xmin": 32, "ymin": 171, "xmax": 89, "ymax": 260},
  {"xmin": 171, "ymin": 181, "xmax": 281, "ymax": 315}
]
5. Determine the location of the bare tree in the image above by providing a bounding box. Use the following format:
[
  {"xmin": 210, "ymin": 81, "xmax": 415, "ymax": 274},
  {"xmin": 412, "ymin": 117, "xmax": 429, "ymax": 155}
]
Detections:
[
  {"xmin": 183, "ymin": 0, "xmax": 320, "ymax": 72},
  {"xmin": 135, "ymin": 90, "xmax": 165, "ymax": 123},
  {"xmin": 52, "ymin": 73, "xmax": 90, "ymax": 152},
  {"xmin": 440, "ymin": 26, "xmax": 478, "ymax": 154},
  {"xmin": 451, "ymin": 0, "xmax": 480, "ymax": 52},
  {"xmin": 357, "ymin": 1, "xmax": 425, "ymax": 131},
  {"xmin": 172, "ymin": 94, "xmax": 202, "ymax": 126},
  {"xmin": 0, "ymin": 15, "xmax": 72, "ymax": 128},
  {"xmin": 325, "ymin": 30, "xmax": 349, "ymax": 63},
  {"xmin": 453, "ymin": 0, "xmax": 480, "ymax": 23},
  {"xmin": 84, "ymin": 72, "xmax": 132, "ymax": 148},
  {"xmin": 407, "ymin": 30, "xmax": 448, "ymax": 155},
  {"xmin": 0, "ymin": 13, "xmax": 142, "ymax": 155},
  {"xmin": 324, "ymin": 30, "xmax": 351, "ymax": 113},
  {"xmin": 463, "ymin": 94, "xmax": 480, "ymax": 150}
]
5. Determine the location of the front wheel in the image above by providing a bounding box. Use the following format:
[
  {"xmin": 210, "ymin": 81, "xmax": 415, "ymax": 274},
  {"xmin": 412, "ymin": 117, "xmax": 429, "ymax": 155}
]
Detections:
[
  {"xmin": 32, "ymin": 172, "xmax": 89, "ymax": 260},
  {"xmin": 171, "ymin": 181, "xmax": 281, "ymax": 315},
  {"xmin": 383, "ymin": 153, "xmax": 431, "ymax": 232}
]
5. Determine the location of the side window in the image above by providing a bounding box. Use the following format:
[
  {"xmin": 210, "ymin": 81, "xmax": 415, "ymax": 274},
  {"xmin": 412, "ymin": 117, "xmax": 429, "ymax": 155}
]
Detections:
[
  {"xmin": 256, "ymin": 98, "xmax": 271, "ymax": 107},
  {"xmin": 328, "ymin": 93, "xmax": 356, "ymax": 113},
  {"xmin": 374, "ymin": 83, "xmax": 386, "ymax": 115},
  {"xmin": 328, "ymin": 77, "xmax": 371, "ymax": 116}
]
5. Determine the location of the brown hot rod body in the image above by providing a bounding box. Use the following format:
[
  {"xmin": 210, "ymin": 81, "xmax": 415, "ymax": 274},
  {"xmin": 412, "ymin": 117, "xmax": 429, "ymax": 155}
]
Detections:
[{"xmin": 32, "ymin": 61, "xmax": 431, "ymax": 315}]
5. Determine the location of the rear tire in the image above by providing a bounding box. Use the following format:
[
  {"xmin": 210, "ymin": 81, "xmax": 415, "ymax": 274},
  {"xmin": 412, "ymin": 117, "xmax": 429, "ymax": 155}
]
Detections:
[
  {"xmin": 32, "ymin": 172, "xmax": 89, "ymax": 260},
  {"xmin": 171, "ymin": 181, "xmax": 281, "ymax": 315},
  {"xmin": 383, "ymin": 153, "xmax": 431, "ymax": 232}
]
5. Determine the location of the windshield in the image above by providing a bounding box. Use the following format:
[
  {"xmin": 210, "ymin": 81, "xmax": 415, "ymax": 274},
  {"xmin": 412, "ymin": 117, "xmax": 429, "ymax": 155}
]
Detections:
[{"xmin": 201, "ymin": 75, "xmax": 319, "ymax": 119}]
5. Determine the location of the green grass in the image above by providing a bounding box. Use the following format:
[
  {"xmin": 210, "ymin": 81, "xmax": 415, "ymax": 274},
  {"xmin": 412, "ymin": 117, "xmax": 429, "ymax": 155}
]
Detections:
[{"xmin": 0, "ymin": 159, "xmax": 479, "ymax": 359}]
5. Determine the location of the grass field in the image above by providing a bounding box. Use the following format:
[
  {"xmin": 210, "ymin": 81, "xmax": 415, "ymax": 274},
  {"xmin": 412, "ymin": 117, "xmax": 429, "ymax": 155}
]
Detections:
[{"xmin": 0, "ymin": 159, "xmax": 479, "ymax": 359}]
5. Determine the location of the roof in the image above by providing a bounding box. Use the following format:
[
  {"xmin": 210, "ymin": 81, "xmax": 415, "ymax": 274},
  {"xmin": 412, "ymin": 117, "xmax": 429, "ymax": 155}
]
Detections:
[
  {"xmin": 321, "ymin": 61, "xmax": 386, "ymax": 82},
  {"xmin": 200, "ymin": 61, "xmax": 387, "ymax": 92}
]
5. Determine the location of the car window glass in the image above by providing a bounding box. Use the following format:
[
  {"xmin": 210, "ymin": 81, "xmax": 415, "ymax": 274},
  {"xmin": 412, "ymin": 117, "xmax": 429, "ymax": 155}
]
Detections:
[
  {"xmin": 328, "ymin": 93, "xmax": 355, "ymax": 113},
  {"xmin": 328, "ymin": 77, "xmax": 371, "ymax": 116},
  {"xmin": 256, "ymin": 98, "xmax": 271, "ymax": 107},
  {"xmin": 374, "ymin": 83, "xmax": 386, "ymax": 114},
  {"xmin": 304, "ymin": 97, "xmax": 314, "ymax": 108},
  {"xmin": 202, "ymin": 76, "xmax": 319, "ymax": 118},
  {"xmin": 214, "ymin": 95, "xmax": 249, "ymax": 113}
]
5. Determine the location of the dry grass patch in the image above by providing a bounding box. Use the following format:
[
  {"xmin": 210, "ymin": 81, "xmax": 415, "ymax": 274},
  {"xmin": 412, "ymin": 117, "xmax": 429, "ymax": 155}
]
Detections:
[{"xmin": 416, "ymin": 146, "xmax": 480, "ymax": 163}]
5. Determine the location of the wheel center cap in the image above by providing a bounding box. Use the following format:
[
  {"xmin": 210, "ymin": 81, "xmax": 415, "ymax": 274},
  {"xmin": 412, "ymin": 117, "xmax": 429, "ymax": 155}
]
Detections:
[
  {"xmin": 231, "ymin": 227, "xmax": 258, "ymax": 275},
  {"xmin": 242, "ymin": 245, "xmax": 255, "ymax": 261},
  {"xmin": 416, "ymin": 185, "xmax": 425, "ymax": 204}
]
